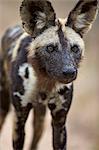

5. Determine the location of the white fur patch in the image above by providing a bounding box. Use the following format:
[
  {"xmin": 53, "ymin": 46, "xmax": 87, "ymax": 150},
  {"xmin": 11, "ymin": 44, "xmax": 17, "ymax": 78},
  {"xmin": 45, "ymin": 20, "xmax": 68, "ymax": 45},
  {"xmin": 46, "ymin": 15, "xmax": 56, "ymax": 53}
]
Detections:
[
  {"xmin": 51, "ymin": 82, "xmax": 73, "ymax": 112},
  {"xmin": 8, "ymin": 26, "xmax": 21, "ymax": 37},
  {"xmin": 13, "ymin": 63, "xmax": 37, "ymax": 106},
  {"xmin": 76, "ymin": 14, "xmax": 87, "ymax": 29},
  {"xmin": 8, "ymin": 43, "xmax": 16, "ymax": 56},
  {"xmin": 55, "ymin": 82, "xmax": 72, "ymax": 92},
  {"xmin": 59, "ymin": 18, "xmax": 85, "ymax": 56},
  {"xmin": 36, "ymin": 12, "xmax": 46, "ymax": 29},
  {"xmin": 65, "ymin": 27, "xmax": 85, "ymax": 49},
  {"xmin": 28, "ymin": 26, "xmax": 59, "ymax": 57},
  {"xmin": 65, "ymin": 27, "xmax": 85, "ymax": 56},
  {"xmin": 75, "ymin": 11, "xmax": 98, "ymax": 34}
]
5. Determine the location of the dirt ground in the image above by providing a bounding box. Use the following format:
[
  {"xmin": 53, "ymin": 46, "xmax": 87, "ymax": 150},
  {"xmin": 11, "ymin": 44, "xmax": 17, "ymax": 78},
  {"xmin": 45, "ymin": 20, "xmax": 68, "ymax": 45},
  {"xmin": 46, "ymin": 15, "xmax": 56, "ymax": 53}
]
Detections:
[{"xmin": 0, "ymin": 0, "xmax": 99, "ymax": 150}]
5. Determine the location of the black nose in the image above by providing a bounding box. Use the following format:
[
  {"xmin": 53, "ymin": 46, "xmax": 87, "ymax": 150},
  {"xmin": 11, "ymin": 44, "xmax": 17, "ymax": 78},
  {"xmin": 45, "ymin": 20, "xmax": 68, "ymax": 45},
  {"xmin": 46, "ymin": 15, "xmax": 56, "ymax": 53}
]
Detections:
[{"xmin": 63, "ymin": 68, "xmax": 77, "ymax": 79}]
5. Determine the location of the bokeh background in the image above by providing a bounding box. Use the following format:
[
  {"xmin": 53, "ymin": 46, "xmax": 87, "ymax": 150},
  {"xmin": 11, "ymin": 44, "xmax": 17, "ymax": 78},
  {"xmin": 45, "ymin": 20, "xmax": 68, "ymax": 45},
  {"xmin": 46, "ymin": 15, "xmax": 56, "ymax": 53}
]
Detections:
[{"xmin": 0, "ymin": 0, "xmax": 99, "ymax": 150}]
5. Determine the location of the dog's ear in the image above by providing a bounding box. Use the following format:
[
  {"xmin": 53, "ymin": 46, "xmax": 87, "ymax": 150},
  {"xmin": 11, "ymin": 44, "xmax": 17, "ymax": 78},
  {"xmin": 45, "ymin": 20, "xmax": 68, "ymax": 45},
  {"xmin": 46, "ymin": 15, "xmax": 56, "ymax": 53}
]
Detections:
[
  {"xmin": 66, "ymin": 0, "xmax": 98, "ymax": 37},
  {"xmin": 20, "ymin": 0, "xmax": 56, "ymax": 37}
]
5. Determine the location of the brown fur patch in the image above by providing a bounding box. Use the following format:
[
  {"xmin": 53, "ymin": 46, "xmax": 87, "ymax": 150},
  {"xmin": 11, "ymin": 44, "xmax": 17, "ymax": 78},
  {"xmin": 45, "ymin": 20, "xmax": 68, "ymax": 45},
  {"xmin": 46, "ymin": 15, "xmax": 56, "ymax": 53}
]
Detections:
[{"xmin": 28, "ymin": 57, "xmax": 55, "ymax": 93}]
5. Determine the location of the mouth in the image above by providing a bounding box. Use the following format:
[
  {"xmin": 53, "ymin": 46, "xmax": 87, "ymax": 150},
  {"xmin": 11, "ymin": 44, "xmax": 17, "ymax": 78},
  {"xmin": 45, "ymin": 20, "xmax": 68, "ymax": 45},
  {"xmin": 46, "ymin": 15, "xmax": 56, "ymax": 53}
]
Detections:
[
  {"xmin": 58, "ymin": 79, "xmax": 75, "ymax": 84},
  {"xmin": 57, "ymin": 75, "xmax": 77, "ymax": 84},
  {"xmin": 47, "ymin": 70, "xmax": 77, "ymax": 84}
]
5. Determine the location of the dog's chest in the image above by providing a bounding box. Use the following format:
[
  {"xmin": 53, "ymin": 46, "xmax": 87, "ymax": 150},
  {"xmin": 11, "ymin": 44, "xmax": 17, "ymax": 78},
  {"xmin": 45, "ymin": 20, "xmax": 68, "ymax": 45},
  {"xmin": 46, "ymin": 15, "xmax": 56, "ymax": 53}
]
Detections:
[
  {"xmin": 10, "ymin": 59, "xmax": 71, "ymax": 109},
  {"xmin": 12, "ymin": 62, "xmax": 70, "ymax": 107}
]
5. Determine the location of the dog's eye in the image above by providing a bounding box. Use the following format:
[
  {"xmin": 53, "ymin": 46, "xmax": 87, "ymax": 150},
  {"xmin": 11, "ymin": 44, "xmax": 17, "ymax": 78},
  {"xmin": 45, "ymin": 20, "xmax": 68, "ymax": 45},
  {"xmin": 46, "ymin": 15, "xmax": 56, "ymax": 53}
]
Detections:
[
  {"xmin": 71, "ymin": 45, "xmax": 79, "ymax": 53},
  {"xmin": 47, "ymin": 45, "xmax": 54, "ymax": 53}
]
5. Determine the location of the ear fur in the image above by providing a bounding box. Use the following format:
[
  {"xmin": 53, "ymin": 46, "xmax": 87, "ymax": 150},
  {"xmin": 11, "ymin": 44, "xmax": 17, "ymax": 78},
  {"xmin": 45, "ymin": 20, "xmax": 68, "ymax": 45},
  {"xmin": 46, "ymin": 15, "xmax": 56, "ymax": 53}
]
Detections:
[
  {"xmin": 66, "ymin": 0, "xmax": 98, "ymax": 37},
  {"xmin": 20, "ymin": 0, "xmax": 56, "ymax": 37}
]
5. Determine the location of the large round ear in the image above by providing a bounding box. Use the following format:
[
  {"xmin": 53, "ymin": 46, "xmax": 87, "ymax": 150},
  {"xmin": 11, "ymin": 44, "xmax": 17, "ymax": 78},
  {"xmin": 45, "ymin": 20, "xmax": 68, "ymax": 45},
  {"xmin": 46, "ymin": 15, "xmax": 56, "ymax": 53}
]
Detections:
[
  {"xmin": 66, "ymin": 0, "xmax": 98, "ymax": 37},
  {"xmin": 20, "ymin": 0, "xmax": 56, "ymax": 37}
]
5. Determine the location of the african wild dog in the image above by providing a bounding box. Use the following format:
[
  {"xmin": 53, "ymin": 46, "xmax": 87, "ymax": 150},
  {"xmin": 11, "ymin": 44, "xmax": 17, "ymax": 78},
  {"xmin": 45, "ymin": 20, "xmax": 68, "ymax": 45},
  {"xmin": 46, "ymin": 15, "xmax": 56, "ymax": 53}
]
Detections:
[{"xmin": 0, "ymin": 0, "xmax": 98, "ymax": 150}]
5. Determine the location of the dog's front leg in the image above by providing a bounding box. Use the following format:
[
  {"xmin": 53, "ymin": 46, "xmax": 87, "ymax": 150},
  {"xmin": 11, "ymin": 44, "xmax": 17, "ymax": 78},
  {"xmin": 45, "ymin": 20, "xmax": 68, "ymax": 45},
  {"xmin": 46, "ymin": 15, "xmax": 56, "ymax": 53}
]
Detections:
[
  {"xmin": 12, "ymin": 98, "xmax": 32, "ymax": 150},
  {"xmin": 48, "ymin": 83, "xmax": 73, "ymax": 150}
]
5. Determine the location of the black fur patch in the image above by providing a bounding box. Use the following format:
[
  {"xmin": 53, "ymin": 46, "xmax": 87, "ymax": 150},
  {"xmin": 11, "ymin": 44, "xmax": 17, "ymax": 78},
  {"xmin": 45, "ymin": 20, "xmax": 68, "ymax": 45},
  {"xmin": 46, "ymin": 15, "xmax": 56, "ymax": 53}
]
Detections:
[
  {"xmin": 52, "ymin": 109, "xmax": 66, "ymax": 126},
  {"xmin": 0, "ymin": 55, "xmax": 10, "ymax": 115},
  {"xmin": 57, "ymin": 25, "xmax": 68, "ymax": 50},
  {"xmin": 25, "ymin": 67, "xmax": 29, "ymax": 79},
  {"xmin": 13, "ymin": 103, "xmax": 32, "ymax": 149},
  {"xmin": 39, "ymin": 92, "xmax": 47, "ymax": 101},
  {"xmin": 62, "ymin": 84, "xmax": 73, "ymax": 113},
  {"xmin": 58, "ymin": 86, "xmax": 69, "ymax": 95},
  {"xmin": 17, "ymin": 36, "xmax": 32, "ymax": 55},
  {"xmin": 81, "ymin": 1, "xmax": 98, "ymax": 14},
  {"xmin": 48, "ymin": 103, "xmax": 56, "ymax": 111}
]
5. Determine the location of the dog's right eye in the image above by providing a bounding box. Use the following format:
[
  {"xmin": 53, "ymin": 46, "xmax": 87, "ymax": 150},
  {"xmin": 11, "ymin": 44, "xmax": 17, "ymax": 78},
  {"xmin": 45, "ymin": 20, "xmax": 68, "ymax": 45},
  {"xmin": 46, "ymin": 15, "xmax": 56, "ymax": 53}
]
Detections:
[
  {"xmin": 46, "ymin": 45, "xmax": 54, "ymax": 53},
  {"xmin": 71, "ymin": 45, "xmax": 79, "ymax": 53}
]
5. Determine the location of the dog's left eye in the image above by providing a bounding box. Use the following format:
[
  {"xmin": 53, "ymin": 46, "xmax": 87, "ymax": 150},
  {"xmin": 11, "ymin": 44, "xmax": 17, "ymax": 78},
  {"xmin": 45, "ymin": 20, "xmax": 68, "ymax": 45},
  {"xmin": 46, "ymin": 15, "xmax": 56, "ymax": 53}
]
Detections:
[
  {"xmin": 71, "ymin": 45, "xmax": 79, "ymax": 53},
  {"xmin": 47, "ymin": 45, "xmax": 54, "ymax": 53}
]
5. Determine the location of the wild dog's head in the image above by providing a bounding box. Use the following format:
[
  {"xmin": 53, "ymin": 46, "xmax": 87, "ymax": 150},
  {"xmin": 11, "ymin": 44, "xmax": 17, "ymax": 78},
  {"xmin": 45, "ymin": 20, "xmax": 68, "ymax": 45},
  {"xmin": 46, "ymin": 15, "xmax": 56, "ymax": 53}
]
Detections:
[{"xmin": 20, "ymin": 0, "xmax": 98, "ymax": 84}]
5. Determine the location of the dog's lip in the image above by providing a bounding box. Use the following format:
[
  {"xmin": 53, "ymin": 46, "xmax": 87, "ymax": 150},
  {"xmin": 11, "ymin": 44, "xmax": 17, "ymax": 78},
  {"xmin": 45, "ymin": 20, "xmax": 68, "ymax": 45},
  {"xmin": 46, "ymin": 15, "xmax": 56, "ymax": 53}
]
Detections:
[
  {"xmin": 48, "ymin": 77, "xmax": 77, "ymax": 84},
  {"xmin": 58, "ymin": 80, "xmax": 73, "ymax": 84},
  {"xmin": 47, "ymin": 71, "xmax": 77, "ymax": 84},
  {"xmin": 58, "ymin": 76, "xmax": 77, "ymax": 84}
]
